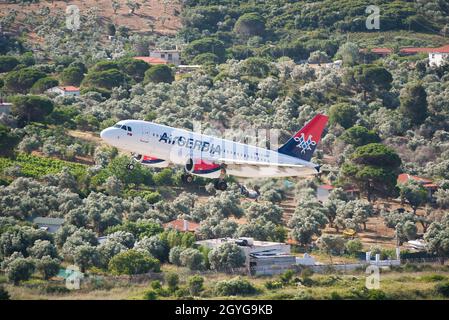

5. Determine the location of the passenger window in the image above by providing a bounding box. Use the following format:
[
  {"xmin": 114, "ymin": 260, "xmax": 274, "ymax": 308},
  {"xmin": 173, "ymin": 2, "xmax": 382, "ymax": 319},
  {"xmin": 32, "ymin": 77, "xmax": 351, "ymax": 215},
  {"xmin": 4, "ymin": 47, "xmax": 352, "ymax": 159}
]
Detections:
[
  {"xmin": 121, "ymin": 125, "xmax": 127, "ymax": 130},
  {"xmin": 127, "ymin": 126, "xmax": 132, "ymax": 132}
]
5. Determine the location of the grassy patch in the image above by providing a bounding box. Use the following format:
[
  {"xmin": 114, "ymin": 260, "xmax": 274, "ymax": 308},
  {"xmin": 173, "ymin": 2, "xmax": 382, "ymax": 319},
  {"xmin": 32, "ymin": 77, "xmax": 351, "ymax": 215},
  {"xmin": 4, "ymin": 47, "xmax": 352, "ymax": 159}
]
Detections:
[{"xmin": 0, "ymin": 153, "xmax": 87, "ymax": 179}]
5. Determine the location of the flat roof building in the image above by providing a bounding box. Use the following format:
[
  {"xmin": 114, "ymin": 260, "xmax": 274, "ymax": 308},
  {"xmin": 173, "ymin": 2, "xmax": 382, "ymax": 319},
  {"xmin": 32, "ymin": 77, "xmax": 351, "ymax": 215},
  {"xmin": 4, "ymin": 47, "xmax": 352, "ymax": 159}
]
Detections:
[{"xmin": 196, "ymin": 237, "xmax": 295, "ymax": 275}]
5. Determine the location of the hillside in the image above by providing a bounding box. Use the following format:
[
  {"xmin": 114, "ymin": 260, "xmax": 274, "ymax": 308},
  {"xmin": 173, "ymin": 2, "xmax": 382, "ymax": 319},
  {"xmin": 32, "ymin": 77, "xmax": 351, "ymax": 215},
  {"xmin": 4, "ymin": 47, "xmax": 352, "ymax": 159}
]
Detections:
[
  {"xmin": 1, "ymin": 0, "xmax": 449, "ymax": 302},
  {"xmin": 0, "ymin": 0, "xmax": 181, "ymax": 37}
]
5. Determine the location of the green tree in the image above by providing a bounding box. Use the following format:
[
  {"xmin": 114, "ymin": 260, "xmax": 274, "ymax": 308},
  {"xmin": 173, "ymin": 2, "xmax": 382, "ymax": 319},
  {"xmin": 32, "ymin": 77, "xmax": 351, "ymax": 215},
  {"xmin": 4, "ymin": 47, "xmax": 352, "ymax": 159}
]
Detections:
[
  {"xmin": 340, "ymin": 125, "xmax": 380, "ymax": 147},
  {"xmin": 183, "ymin": 37, "xmax": 226, "ymax": 62},
  {"xmin": 3, "ymin": 67, "xmax": 47, "ymax": 93},
  {"xmin": 336, "ymin": 42, "xmax": 359, "ymax": 66},
  {"xmin": 399, "ymin": 82, "xmax": 428, "ymax": 125},
  {"xmin": 400, "ymin": 181, "xmax": 428, "ymax": 214},
  {"xmin": 73, "ymin": 245, "xmax": 99, "ymax": 273},
  {"xmin": 214, "ymin": 277, "xmax": 257, "ymax": 296},
  {"xmin": 144, "ymin": 65, "xmax": 174, "ymax": 84},
  {"xmin": 345, "ymin": 239, "xmax": 363, "ymax": 256},
  {"xmin": 36, "ymin": 256, "xmax": 60, "ymax": 280},
  {"xmin": 105, "ymin": 155, "xmax": 149, "ymax": 186},
  {"xmin": 0, "ymin": 285, "xmax": 10, "ymax": 300},
  {"xmin": 81, "ymin": 69, "xmax": 126, "ymax": 90},
  {"xmin": 234, "ymin": 13, "xmax": 266, "ymax": 38},
  {"xmin": 179, "ymin": 248, "xmax": 204, "ymax": 270},
  {"xmin": 0, "ymin": 124, "xmax": 20, "ymax": 157},
  {"xmin": 5, "ymin": 258, "xmax": 35, "ymax": 285},
  {"xmin": 349, "ymin": 64, "xmax": 393, "ymax": 100},
  {"xmin": 60, "ymin": 66, "xmax": 85, "ymax": 86},
  {"xmin": 208, "ymin": 242, "xmax": 246, "ymax": 272},
  {"xmin": 240, "ymin": 57, "xmax": 271, "ymax": 78},
  {"xmin": 11, "ymin": 95, "xmax": 54, "ymax": 126},
  {"xmin": 188, "ymin": 275, "xmax": 204, "ymax": 296},
  {"xmin": 317, "ymin": 234, "xmax": 346, "ymax": 263},
  {"xmin": 30, "ymin": 77, "xmax": 58, "ymax": 94},
  {"xmin": 153, "ymin": 168, "xmax": 174, "ymax": 186},
  {"xmin": 169, "ymin": 246, "xmax": 183, "ymax": 266},
  {"xmin": 340, "ymin": 143, "xmax": 401, "ymax": 201},
  {"xmin": 424, "ymin": 214, "xmax": 449, "ymax": 264},
  {"xmin": 165, "ymin": 272, "xmax": 179, "ymax": 292},
  {"xmin": 288, "ymin": 201, "xmax": 328, "ymax": 245},
  {"xmin": 108, "ymin": 249, "xmax": 160, "ymax": 275},
  {"xmin": 329, "ymin": 103, "xmax": 358, "ymax": 129},
  {"xmin": 117, "ymin": 58, "xmax": 150, "ymax": 83},
  {"xmin": 0, "ymin": 56, "xmax": 20, "ymax": 73}
]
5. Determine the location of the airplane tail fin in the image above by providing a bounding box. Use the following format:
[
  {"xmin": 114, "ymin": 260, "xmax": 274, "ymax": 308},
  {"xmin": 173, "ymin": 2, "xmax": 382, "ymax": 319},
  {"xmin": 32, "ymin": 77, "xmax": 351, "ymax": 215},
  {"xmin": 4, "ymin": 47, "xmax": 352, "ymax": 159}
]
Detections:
[{"xmin": 277, "ymin": 114, "xmax": 328, "ymax": 162}]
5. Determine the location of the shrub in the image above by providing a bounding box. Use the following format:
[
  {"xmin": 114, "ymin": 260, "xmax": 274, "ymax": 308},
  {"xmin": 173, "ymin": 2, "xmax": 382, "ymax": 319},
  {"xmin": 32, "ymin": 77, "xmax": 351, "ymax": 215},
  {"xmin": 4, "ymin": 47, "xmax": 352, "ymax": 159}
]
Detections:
[
  {"xmin": 143, "ymin": 290, "xmax": 158, "ymax": 300},
  {"xmin": 264, "ymin": 280, "xmax": 283, "ymax": 290},
  {"xmin": 345, "ymin": 239, "xmax": 363, "ymax": 256},
  {"xmin": 0, "ymin": 285, "xmax": 10, "ymax": 300},
  {"xmin": 214, "ymin": 277, "xmax": 257, "ymax": 296},
  {"xmin": 165, "ymin": 272, "xmax": 179, "ymax": 292},
  {"xmin": 180, "ymin": 248, "xmax": 204, "ymax": 270},
  {"xmin": 144, "ymin": 65, "xmax": 174, "ymax": 84},
  {"xmin": 435, "ymin": 282, "xmax": 449, "ymax": 297},
  {"xmin": 108, "ymin": 249, "xmax": 160, "ymax": 275},
  {"xmin": 279, "ymin": 269, "xmax": 295, "ymax": 284},
  {"xmin": 421, "ymin": 274, "xmax": 447, "ymax": 282},
  {"xmin": 188, "ymin": 275, "xmax": 204, "ymax": 296},
  {"xmin": 169, "ymin": 246, "xmax": 183, "ymax": 266},
  {"xmin": 208, "ymin": 242, "xmax": 246, "ymax": 272}
]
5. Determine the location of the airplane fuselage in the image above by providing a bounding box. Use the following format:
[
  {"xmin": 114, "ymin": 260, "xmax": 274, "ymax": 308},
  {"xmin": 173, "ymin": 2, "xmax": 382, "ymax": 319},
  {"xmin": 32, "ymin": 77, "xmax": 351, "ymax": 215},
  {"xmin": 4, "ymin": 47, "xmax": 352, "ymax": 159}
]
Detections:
[{"xmin": 101, "ymin": 120, "xmax": 318, "ymax": 178}]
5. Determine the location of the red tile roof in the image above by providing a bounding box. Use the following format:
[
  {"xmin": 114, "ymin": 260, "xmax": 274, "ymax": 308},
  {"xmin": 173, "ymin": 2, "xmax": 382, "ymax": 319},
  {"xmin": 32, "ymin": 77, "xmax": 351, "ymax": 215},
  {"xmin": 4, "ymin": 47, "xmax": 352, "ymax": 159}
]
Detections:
[
  {"xmin": 400, "ymin": 45, "xmax": 449, "ymax": 54},
  {"xmin": 134, "ymin": 56, "xmax": 168, "ymax": 65},
  {"xmin": 371, "ymin": 48, "xmax": 393, "ymax": 55},
  {"xmin": 59, "ymin": 86, "xmax": 79, "ymax": 92},
  {"xmin": 397, "ymin": 173, "xmax": 433, "ymax": 185},
  {"xmin": 319, "ymin": 185, "xmax": 334, "ymax": 190},
  {"xmin": 163, "ymin": 219, "xmax": 199, "ymax": 232}
]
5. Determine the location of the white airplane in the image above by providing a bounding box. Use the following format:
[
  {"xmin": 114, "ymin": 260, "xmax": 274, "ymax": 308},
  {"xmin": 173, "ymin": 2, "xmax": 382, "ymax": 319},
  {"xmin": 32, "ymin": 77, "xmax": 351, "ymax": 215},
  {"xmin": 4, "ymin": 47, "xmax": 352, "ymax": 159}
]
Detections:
[{"xmin": 100, "ymin": 114, "xmax": 328, "ymax": 190}]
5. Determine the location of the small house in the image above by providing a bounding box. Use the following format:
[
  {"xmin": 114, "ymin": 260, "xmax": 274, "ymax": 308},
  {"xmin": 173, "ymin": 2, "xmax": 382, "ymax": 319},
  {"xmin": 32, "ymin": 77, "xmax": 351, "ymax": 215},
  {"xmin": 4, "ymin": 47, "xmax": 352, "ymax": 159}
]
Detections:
[
  {"xmin": 397, "ymin": 173, "xmax": 438, "ymax": 199},
  {"xmin": 149, "ymin": 49, "xmax": 181, "ymax": 66},
  {"xmin": 163, "ymin": 219, "xmax": 200, "ymax": 233},
  {"xmin": 47, "ymin": 86, "xmax": 80, "ymax": 97},
  {"xmin": 33, "ymin": 217, "xmax": 65, "ymax": 233}
]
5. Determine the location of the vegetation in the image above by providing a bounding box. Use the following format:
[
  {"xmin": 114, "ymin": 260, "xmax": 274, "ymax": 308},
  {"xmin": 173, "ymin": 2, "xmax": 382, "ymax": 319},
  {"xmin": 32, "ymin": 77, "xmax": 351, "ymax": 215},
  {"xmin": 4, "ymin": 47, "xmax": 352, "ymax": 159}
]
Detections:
[{"xmin": 0, "ymin": 0, "xmax": 449, "ymax": 301}]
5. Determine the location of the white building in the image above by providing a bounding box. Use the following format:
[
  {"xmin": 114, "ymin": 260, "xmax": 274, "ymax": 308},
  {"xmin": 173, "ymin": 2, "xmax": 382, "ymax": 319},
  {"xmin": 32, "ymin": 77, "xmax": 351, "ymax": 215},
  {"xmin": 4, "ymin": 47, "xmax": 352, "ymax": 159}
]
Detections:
[
  {"xmin": 33, "ymin": 217, "xmax": 65, "ymax": 233},
  {"xmin": 196, "ymin": 237, "xmax": 295, "ymax": 275},
  {"xmin": 0, "ymin": 102, "xmax": 12, "ymax": 115},
  {"xmin": 149, "ymin": 49, "xmax": 181, "ymax": 66},
  {"xmin": 47, "ymin": 86, "xmax": 80, "ymax": 97},
  {"xmin": 429, "ymin": 50, "xmax": 449, "ymax": 67}
]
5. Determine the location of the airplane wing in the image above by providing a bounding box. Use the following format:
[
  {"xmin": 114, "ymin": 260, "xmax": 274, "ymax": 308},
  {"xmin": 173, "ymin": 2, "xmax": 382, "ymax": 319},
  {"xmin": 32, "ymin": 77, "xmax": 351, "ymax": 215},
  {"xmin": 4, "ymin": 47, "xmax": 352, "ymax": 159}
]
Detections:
[
  {"xmin": 189, "ymin": 156, "xmax": 319, "ymax": 178},
  {"xmin": 214, "ymin": 157, "xmax": 312, "ymax": 168}
]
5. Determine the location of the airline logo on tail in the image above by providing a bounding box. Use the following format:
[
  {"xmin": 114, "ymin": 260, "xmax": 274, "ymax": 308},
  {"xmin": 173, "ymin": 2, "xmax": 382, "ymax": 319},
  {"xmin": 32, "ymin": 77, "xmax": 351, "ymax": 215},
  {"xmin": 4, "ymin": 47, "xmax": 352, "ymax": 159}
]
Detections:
[
  {"xmin": 278, "ymin": 114, "xmax": 328, "ymax": 162},
  {"xmin": 294, "ymin": 133, "xmax": 317, "ymax": 154}
]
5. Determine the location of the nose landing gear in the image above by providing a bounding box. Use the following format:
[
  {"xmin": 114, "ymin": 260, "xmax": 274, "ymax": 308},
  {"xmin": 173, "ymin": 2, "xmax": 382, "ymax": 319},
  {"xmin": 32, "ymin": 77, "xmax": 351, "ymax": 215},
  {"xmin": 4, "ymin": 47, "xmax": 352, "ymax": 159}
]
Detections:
[{"xmin": 213, "ymin": 165, "xmax": 228, "ymax": 191}]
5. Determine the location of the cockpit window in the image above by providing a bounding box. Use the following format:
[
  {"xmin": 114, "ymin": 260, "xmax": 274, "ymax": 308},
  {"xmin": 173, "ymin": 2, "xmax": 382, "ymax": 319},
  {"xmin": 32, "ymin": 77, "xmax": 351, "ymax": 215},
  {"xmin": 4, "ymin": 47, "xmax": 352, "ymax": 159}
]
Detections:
[
  {"xmin": 121, "ymin": 125, "xmax": 127, "ymax": 131},
  {"xmin": 114, "ymin": 124, "xmax": 121, "ymax": 128}
]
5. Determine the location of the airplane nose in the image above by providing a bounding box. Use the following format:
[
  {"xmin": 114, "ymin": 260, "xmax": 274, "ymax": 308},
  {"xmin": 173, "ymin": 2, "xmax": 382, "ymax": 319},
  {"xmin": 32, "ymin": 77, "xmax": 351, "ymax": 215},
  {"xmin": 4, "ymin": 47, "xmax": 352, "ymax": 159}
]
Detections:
[{"xmin": 100, "ymin": 128, "xmax": 114, "ymax": 141}]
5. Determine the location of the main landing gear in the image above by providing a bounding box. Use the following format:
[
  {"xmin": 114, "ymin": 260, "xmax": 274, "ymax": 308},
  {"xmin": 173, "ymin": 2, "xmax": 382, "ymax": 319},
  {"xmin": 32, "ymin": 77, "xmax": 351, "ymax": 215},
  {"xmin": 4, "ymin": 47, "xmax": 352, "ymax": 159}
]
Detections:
[
  {"xmin": 181, "ymin": 173, "xmax": 194, "ymax": 184},
  {"xmin": 213, "ymin": 165, "xmax": 228, "ymax": 191},
  {"xmin": 126, "ymin": 163, "xmax": 135, "ymax": 170}
]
